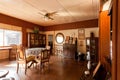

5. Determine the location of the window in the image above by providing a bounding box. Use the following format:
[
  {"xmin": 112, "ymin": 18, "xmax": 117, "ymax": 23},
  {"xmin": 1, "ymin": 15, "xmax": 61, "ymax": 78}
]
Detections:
[
  {"xmin": 0, "ymin": 29, "xmax": 4, "ymax": 46},
  {"xmin": 0, "ymin": 29, "xmax": 22, "ymax": 46}
]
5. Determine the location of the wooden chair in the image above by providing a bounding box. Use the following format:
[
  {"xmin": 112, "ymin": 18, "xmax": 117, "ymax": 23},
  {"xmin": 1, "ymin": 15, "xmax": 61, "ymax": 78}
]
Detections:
[
  {"xmin": 16, "ymin": 45, "xmax": 36, "ymax": 74},
  {"xmin": 38, "ymin": 49, "xmax": 50, "ymax": 71}
]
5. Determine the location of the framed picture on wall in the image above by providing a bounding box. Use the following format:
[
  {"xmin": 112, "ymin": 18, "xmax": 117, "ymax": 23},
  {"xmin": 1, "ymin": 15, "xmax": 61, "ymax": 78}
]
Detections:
[{"xmin": 78, "ymin": 29, "xmax": 85, "ymax": 39}]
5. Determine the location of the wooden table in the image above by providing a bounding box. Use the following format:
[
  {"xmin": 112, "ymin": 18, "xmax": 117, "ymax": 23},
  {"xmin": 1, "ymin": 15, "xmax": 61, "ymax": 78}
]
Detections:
[{"xmin": 0, "ymin": 47, "xmax": 12, "ymax": 60}]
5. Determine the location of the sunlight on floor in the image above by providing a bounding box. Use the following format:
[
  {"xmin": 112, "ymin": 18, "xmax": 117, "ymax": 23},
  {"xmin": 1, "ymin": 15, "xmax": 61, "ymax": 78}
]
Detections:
[{"xmin": 4, "ymin": 64, "xmax": 16, "ymax": 67}]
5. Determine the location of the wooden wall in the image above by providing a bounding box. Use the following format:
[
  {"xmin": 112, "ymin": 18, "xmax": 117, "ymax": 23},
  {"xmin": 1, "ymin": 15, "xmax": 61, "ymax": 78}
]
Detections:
[
  {"xmin": 43, "ymin": 19, "xmax": 98, "ymax": 31},
  {"xmin": 112, "ymin": 0, "xmax": 120, "ymax": 80},
  {"xmin": 0, "ymin": 13, "xmax": 98, "ymax": 32},
  {"xmin": 0, "ymin": 13, "xmax": 43, "ymax": 47},
  {"xmin": 0, "ymin": 13, "xmax": 43, "ymax": 30}
]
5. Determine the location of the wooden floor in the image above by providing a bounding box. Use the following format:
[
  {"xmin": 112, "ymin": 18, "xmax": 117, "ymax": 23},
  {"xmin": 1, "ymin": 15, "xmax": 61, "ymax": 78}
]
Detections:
[{"xmin": 0, "ymin": 56, "xmax": 87, "ymax": 80}]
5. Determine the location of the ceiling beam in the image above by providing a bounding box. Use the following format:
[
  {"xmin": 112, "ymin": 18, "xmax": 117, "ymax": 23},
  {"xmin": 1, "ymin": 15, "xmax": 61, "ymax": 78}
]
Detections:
[{"xmin": 43, "ymin": 19, "xmax": 98, "ymax": 31}]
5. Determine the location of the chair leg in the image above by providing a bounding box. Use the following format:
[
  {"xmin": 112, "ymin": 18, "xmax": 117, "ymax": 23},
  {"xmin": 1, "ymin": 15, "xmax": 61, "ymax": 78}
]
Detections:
[
  {"xmin": 40, "ymin": 63, "xmax": 44, "ymax": 72},
  {"xmin": 25, "ymin": 64, "xmax": 27, "ymax": 74},
  {"xmin": 34, "ymin": 62, "xmax": 38, "ymax": 69},
  {"xmin": 33, "ymin": 60, "xmax": 38, "ymax": 68},
  {"xmin": 17, "ymin": 63, "xmax": 19, "ymax": 73}
]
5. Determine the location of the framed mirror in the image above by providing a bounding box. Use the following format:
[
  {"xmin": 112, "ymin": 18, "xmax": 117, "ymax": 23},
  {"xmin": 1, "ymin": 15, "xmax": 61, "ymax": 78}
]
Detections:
[{"xmin": 56, "ymin": 33, "xmax": 64, "ymax": 44}]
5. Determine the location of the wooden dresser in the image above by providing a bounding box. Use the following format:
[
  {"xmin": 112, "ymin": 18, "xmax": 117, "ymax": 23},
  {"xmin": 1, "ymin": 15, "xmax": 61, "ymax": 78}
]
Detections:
[{"xmin": 63, "ymin": 44, "xmax": 77, "ymax": 59}]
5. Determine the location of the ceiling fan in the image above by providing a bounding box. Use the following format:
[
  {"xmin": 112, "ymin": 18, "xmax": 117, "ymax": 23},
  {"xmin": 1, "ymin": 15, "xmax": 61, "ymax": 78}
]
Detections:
[{"xmin": 38, "ymin": 11, "xmax": 57, "ymax": 20}]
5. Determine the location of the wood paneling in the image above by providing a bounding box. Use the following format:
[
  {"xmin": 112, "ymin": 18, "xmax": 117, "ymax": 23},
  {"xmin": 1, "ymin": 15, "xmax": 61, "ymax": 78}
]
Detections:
[
  {"xmin": 117, "ymin": 0, "xmax": 120, "ymax": 79},
  {"xmin": 0, "ymin": 13, "xmax": 43, "ymax": 30},
  {"xmin": 112, "ymin": 0, "xmax": 120, "ymax": 80},
  {"xmin": 0, "ymin": 50, "xmax": 9, "ymax": 60},
  {"xmin": 43, "ymin": 19, "xmax": 98, "ymax": 31},
  {"xmin": 0, "ymin": 13, "xmax": 44, "ymax": 47},
  {"xmin": 99, "ymin": 11, "xmax": 110, "ymax": 70},
  {"xmin": 22, "ymin": 27, "xmax": 27, "ymax": 47},
  {"xmin": 0, "ymin": 13, "xmax": 98, "ymax": 32}
]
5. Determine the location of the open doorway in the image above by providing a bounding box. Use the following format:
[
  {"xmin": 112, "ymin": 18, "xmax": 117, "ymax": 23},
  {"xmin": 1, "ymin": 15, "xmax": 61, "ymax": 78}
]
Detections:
[{"xmin": 48, "ymin": 35, "xmax": 53, "ymax": 55}]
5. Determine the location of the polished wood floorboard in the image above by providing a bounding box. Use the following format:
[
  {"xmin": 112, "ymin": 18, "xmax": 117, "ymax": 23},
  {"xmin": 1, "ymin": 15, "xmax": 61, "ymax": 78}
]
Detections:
[{"xmin": 0, "ymin": 56, "xmax": 87, "ymax": 80}]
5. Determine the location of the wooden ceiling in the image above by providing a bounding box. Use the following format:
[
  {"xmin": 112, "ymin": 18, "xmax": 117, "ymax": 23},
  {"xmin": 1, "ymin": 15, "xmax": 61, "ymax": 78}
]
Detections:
[{"xmin": 0, "ymin": 0, "xmax": 99, "ymax": 26}]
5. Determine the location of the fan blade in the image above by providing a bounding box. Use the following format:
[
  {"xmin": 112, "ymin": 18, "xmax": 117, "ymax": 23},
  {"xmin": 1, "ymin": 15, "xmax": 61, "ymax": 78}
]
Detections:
[
  {"xmin": 38, "ymin": 10, "xmax": 58, "ymax": 20},
  {"xmin": 44, "ymin": 16, "xmax": 53, "ymax": 20},
  {"xmin": 48, "ymin": 16, "xmax": 54, "ymax": 20},
  {"xmin": 38, "ymin": 12, "xmax": 44, "ymax": 16},
  {"xmin": 46, "ymin": 16, "xmax": 54, "ymax": 20},
  {"xmin": 49, "ymin": 11, "xmax": 58, "ymax": 16},
  {"xmin": 41, "ymin": 9, "xmax": 48, "ymax": 13}
]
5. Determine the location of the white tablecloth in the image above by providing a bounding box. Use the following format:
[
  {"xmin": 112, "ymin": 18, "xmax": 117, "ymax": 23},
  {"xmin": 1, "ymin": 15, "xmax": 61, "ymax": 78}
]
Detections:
[{"xmin": 26, "ymin": 48, "xmax": 46, "ymax": 56}]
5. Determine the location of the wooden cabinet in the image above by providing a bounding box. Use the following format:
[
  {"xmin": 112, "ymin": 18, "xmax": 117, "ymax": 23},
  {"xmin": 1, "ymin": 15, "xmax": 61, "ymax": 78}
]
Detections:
[
  {"xmin": 63, "ymin": 44, "xmax": 77, "ymax": 59},
  {"xmin": 86, "ymin": 36, "xmax": 98, "ymax": 62},
  {"xmin": 28, "ymin": 33, "xmax": 46, "ymax": 48}
]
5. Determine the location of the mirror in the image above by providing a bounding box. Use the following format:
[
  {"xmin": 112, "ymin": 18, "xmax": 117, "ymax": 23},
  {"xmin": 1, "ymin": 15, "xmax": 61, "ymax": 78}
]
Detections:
[{"xmin": 56, "ymin": 33, "xmax": 64, "ymax": 44}]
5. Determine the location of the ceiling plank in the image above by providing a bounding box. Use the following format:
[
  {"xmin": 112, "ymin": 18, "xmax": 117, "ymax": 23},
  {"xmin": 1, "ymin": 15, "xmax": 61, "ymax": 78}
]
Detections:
[{"xmin": 0, "ymin": 0, "xmax": 99, "ymax": 26}]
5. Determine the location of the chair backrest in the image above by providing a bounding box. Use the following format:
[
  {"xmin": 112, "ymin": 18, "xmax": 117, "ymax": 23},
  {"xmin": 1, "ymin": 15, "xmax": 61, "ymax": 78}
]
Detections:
[
  {"xmin": 16, "ymin": 45, "xmax": 26, "ymax": 61},
  {"xmin": 41, "ymin": 49, "xmax": 50, "ymax": 63}
]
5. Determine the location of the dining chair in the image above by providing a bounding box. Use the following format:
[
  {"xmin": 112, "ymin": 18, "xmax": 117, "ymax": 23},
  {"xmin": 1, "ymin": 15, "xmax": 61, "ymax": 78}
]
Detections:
[
  {"xmin": 38, "ymin": 49, "xmax": 50, "ymax": 71},
  {"xmin": 16, "ymin": 45, "xmax": 37, "ymax": 74}
]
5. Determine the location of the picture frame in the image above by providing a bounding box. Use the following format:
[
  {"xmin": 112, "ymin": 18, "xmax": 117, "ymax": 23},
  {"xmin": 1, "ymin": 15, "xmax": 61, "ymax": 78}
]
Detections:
[{"xmin": 78, "ymin": 29, "xmax": 85, "ymax": 39}]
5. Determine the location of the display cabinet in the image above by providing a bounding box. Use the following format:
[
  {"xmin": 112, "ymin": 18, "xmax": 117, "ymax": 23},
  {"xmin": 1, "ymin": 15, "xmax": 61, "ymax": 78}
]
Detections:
[
  {"xmin": 28, "ymin": 33, "xmax": 46, "ymax": 48},
  {"xmin": 86, "ymin": 33, "xmax": 98, "ymax": 62}
]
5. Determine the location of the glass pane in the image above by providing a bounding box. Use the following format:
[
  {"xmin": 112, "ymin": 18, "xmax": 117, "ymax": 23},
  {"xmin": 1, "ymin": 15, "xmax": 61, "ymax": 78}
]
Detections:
[
  {"xmin": 4, "ymin": 30, "xmax": 22, "ymax": 46},
  {"xmin": 0, "ymin": 29, "xmax": 3, "ymax": 46}
]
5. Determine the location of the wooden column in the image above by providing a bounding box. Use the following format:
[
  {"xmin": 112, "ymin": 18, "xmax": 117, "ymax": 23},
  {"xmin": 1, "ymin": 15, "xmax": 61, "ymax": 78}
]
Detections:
[
  {"xmin": 112, "ymin": 0, "xmax": 120, "ymax": 80},
  {"xmin": 22, "ymin": 27, "xmax": 27, "ymax": 47},
  {"xmin": 99, "ymin": 11, "xmax": 110, "ymax": 69}
]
